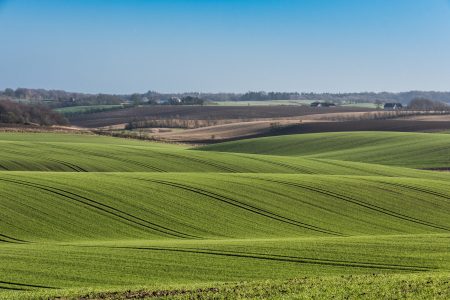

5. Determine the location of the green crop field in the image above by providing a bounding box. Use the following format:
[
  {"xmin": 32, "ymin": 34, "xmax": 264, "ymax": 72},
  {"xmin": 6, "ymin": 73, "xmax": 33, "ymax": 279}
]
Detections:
[
  {"xmin": 0, "ymin": 132, "xmax": 449, "ymax": 299},
  {"xmin": 200, "ymin": 131, "xmax": 450, "ymax": 169}
]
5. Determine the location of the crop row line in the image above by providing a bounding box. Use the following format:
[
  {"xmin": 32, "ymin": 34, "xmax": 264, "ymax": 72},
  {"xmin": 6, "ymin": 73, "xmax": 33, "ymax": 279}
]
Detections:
[
  {"xmin": 234, "ymin": 154, "xmax": 316, "ymax": 174},
  {"xmin": 114, "ymin": 246, "xmax": 432, "ymax": 272},
  {"xmin": 162, "ymin": 152, "xmax": 239, "ymax": 172},
  {"xmin": 0, "ymin": 280, "xmax": 57, "ymax": 291},
  {"xmin": 132, "ymin": 177, "xmax": 343, "ymax": 236},
  {"xmin": 43, "ymin": 143, "xmax": 166, "ymax": 172},
  {"xmin": 247, "ymin": 177, "xmax": 450, "ymax": 232},
  {"xmin": 0, "ymin": 233, "xmax": 28, "ymax": 244},
  {"xmin": 0, "ymin": 176, "xmax": 199, "ymax": 239}
]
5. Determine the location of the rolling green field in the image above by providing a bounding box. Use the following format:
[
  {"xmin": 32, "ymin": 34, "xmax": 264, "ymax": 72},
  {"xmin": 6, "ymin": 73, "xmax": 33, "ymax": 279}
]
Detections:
[
  {"xmin": 200, "ymin": 131, "xmax": 450, "ymax": 169},
  {"xmin": 0, "ymin": 132, "xmax": 449, "ymax": 299}
]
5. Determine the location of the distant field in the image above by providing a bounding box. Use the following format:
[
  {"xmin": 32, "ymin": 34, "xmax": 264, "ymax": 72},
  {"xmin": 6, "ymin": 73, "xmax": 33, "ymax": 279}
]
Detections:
[
  {"xmin": 209, "ymin": 101, "xmax": 378, "ymax": 108},
  {"xmin": 199, "ymin": 131, "xmax": 450, "ymax": 169},
  {"xmin": 263, "ymin": 119, "xmax": 450, "ymax": 137},
  {"xmin": 143, "ymin": 119, "xmax": 450, "ymax": 144},
  {"xmin": 209, "ymin": 100, "xmax": 315, "ymax": 106},
  {"xmin": 341, "ymin": 102, "xmax": 378, "ymax": 108},
  {"xmin": 69, "ymin": 105, "xmax": 372, "ymax": 128},
  {"xmin": 1, "ymin": 131, "xmax": 449, "ymax": 299},
  {"xmin": 1, "ymin": 132, "xmax": 449, "ymax": 175},
  {"xmin": 54, "ymin": 104, "xmax": 123, "ymax": 115}
]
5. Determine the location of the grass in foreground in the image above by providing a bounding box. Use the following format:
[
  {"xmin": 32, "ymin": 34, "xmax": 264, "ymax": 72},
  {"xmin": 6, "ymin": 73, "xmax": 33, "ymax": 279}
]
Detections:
[
  {"xmin": 1, "ymin": 131, "xmax": 449, "ymax": 299},
  {"xmin": 0, "ymin": 235, "xmax": 449, "ymax": 299},
  {"xmin": 1, "ymin": 273, "xmax": 449, "ymax": 299}
]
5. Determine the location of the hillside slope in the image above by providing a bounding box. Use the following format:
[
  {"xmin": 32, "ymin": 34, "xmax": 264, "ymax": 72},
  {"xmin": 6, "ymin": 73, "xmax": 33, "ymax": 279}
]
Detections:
[
  {"xmin": 3, "ymin": 133, "xmax": 449, "ymax": 178},
  {"xmin": 1, "ymin": 172, "xmax": 449, "ymax": 242},
  {"xmin": 1, "ymin": 131, "xmax": 449, "ymax": 299},
  {"xmin": 199, "ymin": 131, "xmax": 450, "ymax": 168}
]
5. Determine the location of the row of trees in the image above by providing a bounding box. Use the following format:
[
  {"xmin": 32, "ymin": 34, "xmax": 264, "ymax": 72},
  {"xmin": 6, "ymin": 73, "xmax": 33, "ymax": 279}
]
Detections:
[
  {"xmin": 0, "ymin": 88, "xmax": 123, "ymax": 108},
  {"xmin": 407, "ymin": 98, "xmax": 449, "ymax": 110},
  {"xmin": 0, "ymin": 100, "xmax": 67, "ymax": 125},
  {"xmin": 239, "ymin": 92, "xmax": 301, "ymax": 101},
  {"xmin": 2, "ymin": 88, "xmax": 450, "ymax": 106}
]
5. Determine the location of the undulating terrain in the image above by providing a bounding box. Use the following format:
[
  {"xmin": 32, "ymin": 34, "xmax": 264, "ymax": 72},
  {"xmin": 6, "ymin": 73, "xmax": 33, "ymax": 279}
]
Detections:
[{"xmin": 0, "ymin": 132, "xmax": 449, "ymax": 299}]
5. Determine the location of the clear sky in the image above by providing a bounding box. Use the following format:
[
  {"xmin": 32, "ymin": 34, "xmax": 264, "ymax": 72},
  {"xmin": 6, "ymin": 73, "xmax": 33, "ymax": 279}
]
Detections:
[{"xmin": 0, "ymin": 0, "xmax": 450, "ymax": 93}]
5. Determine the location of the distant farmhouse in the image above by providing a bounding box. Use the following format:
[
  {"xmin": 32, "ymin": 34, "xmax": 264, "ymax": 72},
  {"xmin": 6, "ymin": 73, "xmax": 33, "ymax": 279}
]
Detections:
[
  {"xmin": 310, "ymin": 102, "xmax": 336, "ymax": 108},
  {"xmin": 155, "ymin": 97, "xmax": 181, "ymax": 105},
  {"xmin": 383, "ymin": 103, "xmax": 403, "ymax": 110},
  {"xmin": 155, "ymin": 99, "xmax": 169, "ymax": 105}
]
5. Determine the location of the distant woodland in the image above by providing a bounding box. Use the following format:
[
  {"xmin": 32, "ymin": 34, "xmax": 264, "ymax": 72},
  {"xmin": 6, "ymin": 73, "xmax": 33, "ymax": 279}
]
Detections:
[
  {"xmin": 0, "ymin": 100, "xmax": 67, "ymax": 125},
  {"xmin": 1, "ymin": 88, "xmax": 450, "ymax": 107},
  {"xmin": 0, "ymin": 88, "xmax": 449, "ymax": 126}
]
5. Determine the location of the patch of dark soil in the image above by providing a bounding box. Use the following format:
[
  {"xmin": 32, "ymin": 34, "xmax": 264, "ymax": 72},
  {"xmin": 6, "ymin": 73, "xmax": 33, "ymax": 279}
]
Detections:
[
  {"xmin": 58, "ymin": 287, "xmax": 220, "ymax": 300},
  {"xmin": 175, "ymin": 120, "xmax": 450, "ymax": 144},
  {"xmin": 270, "ymin": 120, "xmax": 450, "ymax": 135}
]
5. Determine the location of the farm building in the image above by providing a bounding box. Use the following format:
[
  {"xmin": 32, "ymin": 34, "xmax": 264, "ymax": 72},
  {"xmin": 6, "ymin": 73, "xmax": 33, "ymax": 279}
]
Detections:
[{"xmin": 384, "ymin": 103, "xmax": 403, "ymax": 110}]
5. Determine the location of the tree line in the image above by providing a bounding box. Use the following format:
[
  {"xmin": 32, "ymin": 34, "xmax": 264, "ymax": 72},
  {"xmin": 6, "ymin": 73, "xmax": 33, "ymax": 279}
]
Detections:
[
  {"xmin": 1, "ymin": 88, "xmax": 449, "ymax": 106},
  {"xmin": 0, "ymin": 100, "xmax": 67, "ymax": 125}
]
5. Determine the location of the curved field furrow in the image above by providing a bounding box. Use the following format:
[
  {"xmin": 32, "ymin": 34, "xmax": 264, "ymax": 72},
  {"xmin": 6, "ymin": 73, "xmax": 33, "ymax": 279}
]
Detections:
[
  {"xmin": 114, "ymin": 246, "xmax": 432, "ymax": 272},
  {"xmin": 1, "ymin": 172, "xmax": 449, "ymax": 242},
  {"xmin": 199, "ymin": 131, "xmax": 450, "ymax": 169},
  {"xmin": 1, "ymin": 131, "xmax": 450, "ymax": 299},
  {"xmin": 132, "ymin": 177, "xmax": 343, "ymax": 236},
  {"xmin": 43, "ymin": 143, "xmax": 167, "ymax": 172},
  {"xmin": 2, "ymin": 133, "xmax": 450, "ymax": 178},
  {"xmin": 245, "ymin": 176, "xmax": 450, "ymax": 232},
  {"xmin": 366, "ymin": 180, "xmax": 450, "ymax": 203},
  {"xmin": 0, "ymin": 177, "xmax": 199, "ymax": 240},
  {"xmin": 161, "ymin": 152, "xmax": 241, "ymax": 173},
  {"xmin": 307, "ymin": 158, "xmax": 390, "ymax": 177},
  {"xmin": 0, "ymin": 281, "xmax": 56, "ymax": 291},
  {"xmin": 47, "ymin": 159, "xmax": 88, "ymax": 172},
  {"xmin": 0, "ymin": 234, "xmax": 28, "ymax": 244},
  {"xmin": 231, "ymin": 153, "xmax": 316, "ymax": 174}
]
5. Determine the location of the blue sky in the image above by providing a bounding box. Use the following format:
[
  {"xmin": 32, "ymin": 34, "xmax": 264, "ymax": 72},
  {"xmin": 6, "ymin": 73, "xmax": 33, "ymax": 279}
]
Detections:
[{"xmin": 0, "ymin": 0, "xmax": 449, "ymax": 93}]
